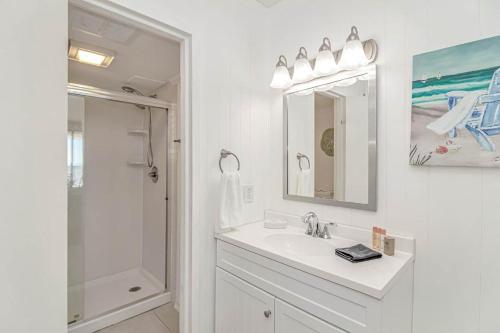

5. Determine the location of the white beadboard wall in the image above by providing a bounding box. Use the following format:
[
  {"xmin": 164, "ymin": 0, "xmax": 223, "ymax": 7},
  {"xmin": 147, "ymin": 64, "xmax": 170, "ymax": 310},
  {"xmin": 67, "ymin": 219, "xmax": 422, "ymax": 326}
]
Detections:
[
  {"xmin": 257, "ymin": 0, "xmax": 500, "ymax": 332},
  {"xmin": 0, "ymin": 1, "xmax": 68, "ymax": 332}
]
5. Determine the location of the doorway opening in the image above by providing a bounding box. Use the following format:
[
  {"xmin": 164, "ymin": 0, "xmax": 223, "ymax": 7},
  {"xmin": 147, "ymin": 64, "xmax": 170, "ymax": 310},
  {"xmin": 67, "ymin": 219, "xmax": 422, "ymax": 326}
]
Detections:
[{"xmin": 66, "ymin": 2, "xmax": 191, "ymax": 332}]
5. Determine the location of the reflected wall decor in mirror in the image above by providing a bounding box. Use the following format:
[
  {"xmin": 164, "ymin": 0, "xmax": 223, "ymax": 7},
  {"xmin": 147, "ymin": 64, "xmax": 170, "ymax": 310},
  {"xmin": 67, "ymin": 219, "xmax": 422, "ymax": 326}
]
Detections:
[{"xmin": 283, "ymin": 64, "xmax": 377, "ymax": 211}]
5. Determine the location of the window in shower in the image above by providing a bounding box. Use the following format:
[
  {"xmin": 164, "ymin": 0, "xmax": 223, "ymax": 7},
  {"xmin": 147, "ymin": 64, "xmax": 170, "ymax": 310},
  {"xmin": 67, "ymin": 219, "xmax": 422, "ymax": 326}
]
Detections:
[{"xmin": 67, "ymin": 130, "xmax": 84, "ymax": 188}]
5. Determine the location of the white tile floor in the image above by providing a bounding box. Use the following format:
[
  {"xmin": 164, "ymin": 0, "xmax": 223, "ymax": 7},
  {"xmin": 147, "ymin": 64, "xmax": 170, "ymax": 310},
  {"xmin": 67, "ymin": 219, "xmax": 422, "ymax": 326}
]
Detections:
[{"xmin": 97, "ymin": 303, "xmax": 179, "ymax": 333}]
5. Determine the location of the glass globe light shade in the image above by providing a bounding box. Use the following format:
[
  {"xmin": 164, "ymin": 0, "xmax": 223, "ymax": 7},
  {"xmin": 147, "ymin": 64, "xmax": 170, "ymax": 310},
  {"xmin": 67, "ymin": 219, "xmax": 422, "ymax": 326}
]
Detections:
[
  {"xmin": 313, "ymin": 37, "xmax": 338, "ymax": 76},
  {"xmin": 292, "ymin": 47, "xmax": 314, "ymax": 84},
  {"xmin": 339, "ymin": 26, "xmax": 369, "ymax": 70},
  {"xmin": 270, "ymin": 55, "xmax": 292, "ymax": 89}
]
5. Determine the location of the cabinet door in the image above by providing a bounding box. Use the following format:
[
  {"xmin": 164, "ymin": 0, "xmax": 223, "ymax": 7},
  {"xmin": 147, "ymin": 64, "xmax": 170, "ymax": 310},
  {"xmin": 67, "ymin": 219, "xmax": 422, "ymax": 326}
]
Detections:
[
  {"xmin": 216, "ymin": 268, "xmax": 274, "ymax": 333},
  {"xmin": 275, "ymin": 299, "xmax": 349, "ymax": 333}
]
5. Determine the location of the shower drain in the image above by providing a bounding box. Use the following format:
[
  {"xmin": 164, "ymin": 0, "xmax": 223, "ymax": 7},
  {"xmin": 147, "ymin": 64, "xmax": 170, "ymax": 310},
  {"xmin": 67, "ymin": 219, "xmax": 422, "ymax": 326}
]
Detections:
[{"xmin": 129, "ymin": 286, "xmax": 142, "ymax": 292}]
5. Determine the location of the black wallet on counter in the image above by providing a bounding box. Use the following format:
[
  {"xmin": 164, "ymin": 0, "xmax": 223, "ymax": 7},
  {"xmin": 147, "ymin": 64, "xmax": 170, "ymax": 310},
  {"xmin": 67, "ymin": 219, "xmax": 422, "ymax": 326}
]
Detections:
[{"xmin": 335, "ymin": 244, "xmax": 382, "ymax": 263}]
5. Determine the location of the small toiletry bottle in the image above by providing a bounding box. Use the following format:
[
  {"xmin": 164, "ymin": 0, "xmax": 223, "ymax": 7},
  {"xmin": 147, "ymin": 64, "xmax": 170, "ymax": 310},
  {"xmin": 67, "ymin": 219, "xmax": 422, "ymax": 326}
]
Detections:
[
  {"xmin": 384, "ymin": 236, "xmax": 395, "ymax": 256},
  {"xmin": 372, "ymin": 227, "xmax": 378, "ymax": 249},
  {"xmin": 373, "ymin": 227, "xmax": 382, "ymax": 250},
  {"xmin": 380, "ymin": 228, "xmax": 387, "ymax": 251}
]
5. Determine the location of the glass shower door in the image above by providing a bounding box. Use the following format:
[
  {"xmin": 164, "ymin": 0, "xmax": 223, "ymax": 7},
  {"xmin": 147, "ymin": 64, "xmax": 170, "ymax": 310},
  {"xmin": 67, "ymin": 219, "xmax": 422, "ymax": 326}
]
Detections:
[{"xmin": 67, "ymin": 94, "xmax": 86, "ymax": 324}]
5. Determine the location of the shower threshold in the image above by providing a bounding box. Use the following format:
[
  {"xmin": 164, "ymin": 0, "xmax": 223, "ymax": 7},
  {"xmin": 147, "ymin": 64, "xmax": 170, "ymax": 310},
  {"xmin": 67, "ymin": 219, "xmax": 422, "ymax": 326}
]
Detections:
[{"xmin": 68, "ymin": 268, "xmax": 170, "ymax": 333}]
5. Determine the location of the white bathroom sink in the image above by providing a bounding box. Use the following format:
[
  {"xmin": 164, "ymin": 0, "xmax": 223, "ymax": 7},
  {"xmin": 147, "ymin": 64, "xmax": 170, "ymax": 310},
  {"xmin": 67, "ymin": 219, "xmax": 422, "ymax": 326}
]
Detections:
[
  {"xmin": 264, "ymin": 234, "xmax": 333, "ymax": 256},
  {"xmin": 215, "ymin": 220, "xmax": 415, "ymax": 299}
]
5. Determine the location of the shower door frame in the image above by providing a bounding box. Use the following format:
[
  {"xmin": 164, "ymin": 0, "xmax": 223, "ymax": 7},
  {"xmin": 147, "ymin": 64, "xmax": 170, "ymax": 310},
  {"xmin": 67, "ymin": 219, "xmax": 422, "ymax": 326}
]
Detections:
[
  {"xmin": 68, "ymin": 83, "xmax": 173, "ymax": 109},
  {"xmin": 67, "ymin": 83, "xmax": 174, "ymax": 291},
  {"xmin": 67, "ymin": 88, "xmax": 173, "ymax": 331},
  {"xmin": 68, "ymin": 1, "xmax": 194, "ymax": 333}
]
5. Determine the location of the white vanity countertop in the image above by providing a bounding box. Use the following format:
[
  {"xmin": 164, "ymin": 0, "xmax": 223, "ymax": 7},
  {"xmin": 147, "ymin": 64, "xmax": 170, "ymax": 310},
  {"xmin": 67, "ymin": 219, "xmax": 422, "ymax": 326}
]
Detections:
[{"xmin": 215, "ymin": 221, "xmax": 414, "ymax": 299}]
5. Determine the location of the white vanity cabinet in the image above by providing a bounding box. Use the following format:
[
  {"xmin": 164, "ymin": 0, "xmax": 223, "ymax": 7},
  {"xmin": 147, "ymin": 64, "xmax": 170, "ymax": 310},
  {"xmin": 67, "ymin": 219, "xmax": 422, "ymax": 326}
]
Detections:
[
  {"xmin": 215, "ymin": 268, "xmax": 274, "ymax": 333},
  {"xmin": 216, "ymin": 268, "xmax": 343, "ymax": 333},
  {"xmin": 275, "ymin": 299, "xmax": 347, "ymax": 333},
  {"xmin": 215, "ymin": 235, "xmax": 414, "ymax": 333}
]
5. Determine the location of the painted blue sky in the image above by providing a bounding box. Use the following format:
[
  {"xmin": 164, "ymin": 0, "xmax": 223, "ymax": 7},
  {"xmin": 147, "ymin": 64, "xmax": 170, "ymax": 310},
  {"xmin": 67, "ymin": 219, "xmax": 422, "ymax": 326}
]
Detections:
[{"xmin": 413, "ymin": 35, "xmax": 500, "ymax": 80}]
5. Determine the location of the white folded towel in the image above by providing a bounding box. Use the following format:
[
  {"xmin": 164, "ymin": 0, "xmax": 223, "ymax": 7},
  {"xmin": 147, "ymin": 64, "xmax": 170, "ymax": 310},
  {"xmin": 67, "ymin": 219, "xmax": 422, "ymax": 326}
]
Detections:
[
  {"xmin": 217, "ymin": 171, "xmax": 243, "ymax": 233},
  {"xmin": 296, "ymin": 169, "xmax": 313, "ymax": 196}
]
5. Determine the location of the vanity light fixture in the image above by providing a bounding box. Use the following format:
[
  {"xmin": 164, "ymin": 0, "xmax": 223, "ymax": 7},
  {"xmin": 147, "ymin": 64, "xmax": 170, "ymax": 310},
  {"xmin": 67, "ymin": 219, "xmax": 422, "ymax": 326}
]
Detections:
[
  {"xmin": 292, "ymin": 47, "xmax": 314, "ymax": 84},
  {"xmin": 270, "ymin": 55, "xmax": 292, "ymax": 89},
  {"xmin": 270, "ymin": 26, "xmax": 377, "ymax": 90},
  {"xmin": 68, "ymin": 40, "xmax": 115, "ymax": 68},
  {"xmin": 339, "ymin": 26, "xmax": 369, "ymax": 70},
  {"xmin": 313, "ymin": 37, "xmax": 338, "ymax": 76}
]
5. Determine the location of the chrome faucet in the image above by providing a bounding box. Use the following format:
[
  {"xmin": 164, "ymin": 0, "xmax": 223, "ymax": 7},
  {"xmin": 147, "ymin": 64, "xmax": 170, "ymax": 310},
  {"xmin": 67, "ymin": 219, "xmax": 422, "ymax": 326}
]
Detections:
[
  {"xmin": 303, "ymin": 212, "xmax": 320, "ymax": 237},
  {"xmin": 302, "ymin": 212, "xmax": 335, "ymax": 239}
]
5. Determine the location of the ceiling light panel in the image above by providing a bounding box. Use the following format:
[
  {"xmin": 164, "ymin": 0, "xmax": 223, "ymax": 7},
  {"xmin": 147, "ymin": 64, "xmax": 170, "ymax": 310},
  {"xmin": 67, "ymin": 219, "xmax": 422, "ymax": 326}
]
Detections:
[{"xmin": 68, "ymin": 40, "xmax": 115, "ymax": 68}]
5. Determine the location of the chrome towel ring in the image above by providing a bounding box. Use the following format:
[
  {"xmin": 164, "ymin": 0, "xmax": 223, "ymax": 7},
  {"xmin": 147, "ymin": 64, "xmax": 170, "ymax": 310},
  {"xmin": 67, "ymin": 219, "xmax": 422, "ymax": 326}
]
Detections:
[
  {"xmin": 297, "ymin": 153, "xmax": 311, "ymax": 171},
  {"xmin": 219, "ymin": 149, "xmax": 241, "ymax": 173}
]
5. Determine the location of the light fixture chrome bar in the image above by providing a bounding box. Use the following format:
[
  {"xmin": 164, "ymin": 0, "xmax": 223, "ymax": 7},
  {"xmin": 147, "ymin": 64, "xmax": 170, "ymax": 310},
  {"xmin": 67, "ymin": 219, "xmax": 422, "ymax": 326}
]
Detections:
[{"xmin": 68, "ymin": 83, "xmax": 174, "ymax": 109}]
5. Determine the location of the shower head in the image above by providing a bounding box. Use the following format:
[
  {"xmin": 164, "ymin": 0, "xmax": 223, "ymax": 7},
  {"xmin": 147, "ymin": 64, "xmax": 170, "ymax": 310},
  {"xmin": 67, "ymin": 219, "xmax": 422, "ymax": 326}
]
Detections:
[
  {"xmin": 122, "ymin": 85, "xmax": 156, "ymax": 178},
  {"xmin": 121, "ymin": 86, "xmax": 146, "ymax": 110},
  {"xmin": 121, "ymin": 85, "xmax": 144, "ymax": 96}
]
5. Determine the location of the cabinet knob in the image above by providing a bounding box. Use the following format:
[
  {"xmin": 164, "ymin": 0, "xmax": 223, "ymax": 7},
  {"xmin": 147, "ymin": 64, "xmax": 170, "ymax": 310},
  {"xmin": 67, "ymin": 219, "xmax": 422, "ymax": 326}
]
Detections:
[{"xmin": 264, "ymin": 310, "xmax": 272, "ymax": 318}]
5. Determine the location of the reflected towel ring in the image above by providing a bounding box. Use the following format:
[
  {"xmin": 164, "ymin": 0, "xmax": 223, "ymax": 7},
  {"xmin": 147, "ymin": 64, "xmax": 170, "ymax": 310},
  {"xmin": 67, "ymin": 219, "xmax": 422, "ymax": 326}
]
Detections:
[
  {"xmin": 219, "ymin": 149, "xmax": 241, "ymax": 173},
  {"xmin": 297, "ymin": 153, "xmax": 311, "ymax": 171}
]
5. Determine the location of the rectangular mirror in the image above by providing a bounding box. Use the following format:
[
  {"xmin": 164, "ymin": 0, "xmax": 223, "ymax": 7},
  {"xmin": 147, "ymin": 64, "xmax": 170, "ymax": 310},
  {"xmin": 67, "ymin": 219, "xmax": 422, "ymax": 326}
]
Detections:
[{"xmin": 283, "ymin": 65, "xmax": 376, "ymax": 211}]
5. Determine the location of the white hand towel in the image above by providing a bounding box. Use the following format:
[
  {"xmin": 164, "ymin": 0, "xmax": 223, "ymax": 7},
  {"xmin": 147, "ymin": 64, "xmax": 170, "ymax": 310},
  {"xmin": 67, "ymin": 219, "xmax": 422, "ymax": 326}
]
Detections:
[
  {"xmin": 296, "ymin": 169, "xmax": 313, "ymax": 196},
  {"xmin": 218, "ymin": 171, "xmax": 243, "ymax": 233}
]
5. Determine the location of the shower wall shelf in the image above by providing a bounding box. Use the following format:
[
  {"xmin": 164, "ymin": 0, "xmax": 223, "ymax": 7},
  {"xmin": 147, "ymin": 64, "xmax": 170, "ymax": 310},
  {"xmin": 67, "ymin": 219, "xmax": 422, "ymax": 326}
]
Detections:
[
  {"xmin": 128, "ymin": 129, "xmax": 148, "ymax": 136},
  {"xmin": 127, "ymin": 161, "xmax": 147, "ymax": 167}
]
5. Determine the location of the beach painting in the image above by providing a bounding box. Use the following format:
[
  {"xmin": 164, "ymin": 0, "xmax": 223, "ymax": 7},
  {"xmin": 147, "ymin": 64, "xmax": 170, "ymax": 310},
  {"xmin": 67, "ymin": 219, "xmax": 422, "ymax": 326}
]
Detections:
[{"xmin": 410, "ymin": 35, "xmax": 500, "ymax": 167}]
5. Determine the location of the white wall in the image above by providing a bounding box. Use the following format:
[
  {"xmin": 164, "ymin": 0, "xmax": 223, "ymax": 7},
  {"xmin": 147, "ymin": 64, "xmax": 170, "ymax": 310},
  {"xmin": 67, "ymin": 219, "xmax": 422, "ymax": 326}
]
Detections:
[
  {"xmin": 0, "ymin": 1, "xmax": 68, "ymax": 332},
  {"xmin": 259, "ymin": 1, "xmax": 500, "ymax": 332},
  {"xmin": 83, "ymin": 98, "xmax": 145, "ymax": 281}
]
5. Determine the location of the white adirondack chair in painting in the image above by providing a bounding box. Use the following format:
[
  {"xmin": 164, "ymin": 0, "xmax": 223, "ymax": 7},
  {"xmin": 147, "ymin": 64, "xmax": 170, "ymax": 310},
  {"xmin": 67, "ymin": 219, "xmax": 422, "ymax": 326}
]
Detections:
[{"xmin": 427, "ymin": 67, "xmax": 500, "ymax": 151}]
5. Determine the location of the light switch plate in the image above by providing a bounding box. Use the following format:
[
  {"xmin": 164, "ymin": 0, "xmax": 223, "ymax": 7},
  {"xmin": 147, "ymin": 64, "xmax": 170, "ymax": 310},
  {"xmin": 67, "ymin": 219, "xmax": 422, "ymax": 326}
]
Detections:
[{"xmin": 242, "ymin": 185, "xmax": 254, "ymax": 203}]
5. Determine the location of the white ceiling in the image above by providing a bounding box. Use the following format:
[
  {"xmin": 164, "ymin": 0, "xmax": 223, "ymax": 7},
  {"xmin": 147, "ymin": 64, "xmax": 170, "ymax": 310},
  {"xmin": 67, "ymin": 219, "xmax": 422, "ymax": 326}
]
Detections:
[
  {"xmin": 68, "ymin": 6, "xmax": 180, "ymax": 94},
  {"xmin": 255, "ymin": 0, "xmax": 284, "ymax": 7}
]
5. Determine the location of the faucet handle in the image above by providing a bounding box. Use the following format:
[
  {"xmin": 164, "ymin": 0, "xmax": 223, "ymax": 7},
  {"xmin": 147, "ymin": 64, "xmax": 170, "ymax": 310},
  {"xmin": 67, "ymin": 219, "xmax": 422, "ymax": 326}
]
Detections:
[{"xmin": 318, "ymin": 222, "xmax": 336, "ymax": 239}]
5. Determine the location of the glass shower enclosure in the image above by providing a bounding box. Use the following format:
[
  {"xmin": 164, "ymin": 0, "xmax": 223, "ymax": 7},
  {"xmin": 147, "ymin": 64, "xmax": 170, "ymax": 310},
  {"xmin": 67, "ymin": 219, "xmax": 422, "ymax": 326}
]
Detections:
[{"xmin": 67, "ymin": 84, "xmax": 170, "ymax": 326}]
